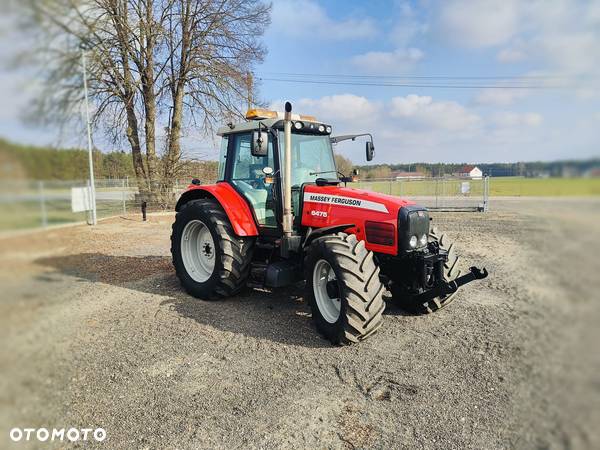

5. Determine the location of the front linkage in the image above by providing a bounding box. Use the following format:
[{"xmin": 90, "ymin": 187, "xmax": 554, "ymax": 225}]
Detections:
[{"xmin": 384, "ymin": 237, "xmax": 488, "ymax": 314}]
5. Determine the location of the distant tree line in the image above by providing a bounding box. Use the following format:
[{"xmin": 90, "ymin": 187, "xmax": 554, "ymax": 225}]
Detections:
[
  {"xmin": 1, "ymin": 138, "xmax": 596, "ymax": 182},
  {"xmin": 0, "ymin": 139, "xmax": 217, "ymax": 183},
  {"xmin": 356, "ymin": 159, "xmax": 600, "ymax": 179}
]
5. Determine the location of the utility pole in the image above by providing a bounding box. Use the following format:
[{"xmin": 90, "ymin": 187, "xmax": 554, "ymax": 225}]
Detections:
[{"xmin": 81, "ymin": 47, "xmax": 97, "ymax": 225}]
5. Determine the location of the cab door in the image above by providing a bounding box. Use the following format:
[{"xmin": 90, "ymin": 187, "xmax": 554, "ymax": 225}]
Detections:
[{"xmin": 226, "ymin": 132, "xmax": 277, "ymax": 228}]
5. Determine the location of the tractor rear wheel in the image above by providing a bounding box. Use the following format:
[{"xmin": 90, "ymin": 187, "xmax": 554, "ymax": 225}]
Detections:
[
  {"xmin": 305, "ymin": 233, "xmax": 385, "ymax": 345},
  {"xmin": 171, "ymin": 199, "xmax": 254, "ymax": 300}
]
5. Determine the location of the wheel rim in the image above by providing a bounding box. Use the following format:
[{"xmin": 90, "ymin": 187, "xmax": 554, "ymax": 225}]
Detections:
[
  {"xmin": 180, "ymin": 220, "xmax": 216, "ymax": 282},
  {"xmin": 313, "ymin": 259, "xmax": 341, "ymax": 323}
]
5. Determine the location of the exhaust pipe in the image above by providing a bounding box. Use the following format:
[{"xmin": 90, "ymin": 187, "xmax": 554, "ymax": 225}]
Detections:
[{"xmin": 282, "ymin": 101, "xmax": 293, "ymax": 237}]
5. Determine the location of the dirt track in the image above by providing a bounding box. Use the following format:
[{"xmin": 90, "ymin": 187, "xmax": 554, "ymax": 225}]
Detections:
[{"xmin": 1, "ymin": 198, "xmax": 599, "ymax": 449}]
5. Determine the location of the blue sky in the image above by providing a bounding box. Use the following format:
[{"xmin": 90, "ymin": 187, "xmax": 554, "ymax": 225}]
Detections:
[{"xmin": 1, "ymin": 0, "xmax": 600, "ymax": 164}]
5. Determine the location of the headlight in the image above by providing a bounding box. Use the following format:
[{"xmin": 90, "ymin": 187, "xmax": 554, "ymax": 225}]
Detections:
[
  {"xmin": 409, "ymin": 235, "xmax": 418, "ymax": 248},
  {"xmin": 419, "ymin": 234, "xmax": 428, "ymax": 247}
]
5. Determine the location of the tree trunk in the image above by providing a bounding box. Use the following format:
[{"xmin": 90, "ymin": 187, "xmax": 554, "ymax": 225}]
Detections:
[
  {"xmin": 164, "ymin": 81, "xmax": 185, "ymax": 189},
  {"xmin": 141, "ymin": 1, "xmax": 158, "ymax": 189}
]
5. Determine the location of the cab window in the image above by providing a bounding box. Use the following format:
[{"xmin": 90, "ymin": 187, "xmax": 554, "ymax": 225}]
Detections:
[{"xmin": 229, "ymin": 132, "xmax": 276, "ymax": 227}]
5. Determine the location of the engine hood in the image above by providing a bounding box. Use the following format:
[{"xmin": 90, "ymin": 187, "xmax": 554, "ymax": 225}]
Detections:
[
  {"xmin": 302, "ymin": 184, "xmax": 415, "ymax": 218},
  {"xmin": 301, "ymin": 184, "xmax": 418, "ymax": 256}
]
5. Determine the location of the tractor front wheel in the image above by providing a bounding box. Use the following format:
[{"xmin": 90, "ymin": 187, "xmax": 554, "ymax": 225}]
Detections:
[
  {"xmin": 305, "ymin": 233, "xmax": 385, "ymax": 345},
  {"xmin": 171, "ymin": 199, "xmax": 254, "ymax": 300}
]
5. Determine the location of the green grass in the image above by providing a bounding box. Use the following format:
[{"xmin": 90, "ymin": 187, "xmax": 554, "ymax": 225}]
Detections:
[
  {"xmin": 487, "ymin": 177, "xmax": 600, "ymax": 196},
  {"xmin": 0, "ymin": 200, "xmax": 128, "ymax": 232},
  {"xmin": 355, "ymin": 177, "xmax": 600, "ymax": 197}
]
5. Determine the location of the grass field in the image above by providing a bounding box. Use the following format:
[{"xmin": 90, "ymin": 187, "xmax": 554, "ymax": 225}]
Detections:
[
  {"xmin": 356, "ymin": 176, "xmax": 600, "ymax": 197},
  {"xmin": 487, "ymin": 176, "xmax": 600, "ymax": 196}
]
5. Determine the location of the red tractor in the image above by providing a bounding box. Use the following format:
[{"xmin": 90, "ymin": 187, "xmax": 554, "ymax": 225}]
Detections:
[{"xmin": 171, "ymin": 102, "xmax": 487, "ymax": 345}]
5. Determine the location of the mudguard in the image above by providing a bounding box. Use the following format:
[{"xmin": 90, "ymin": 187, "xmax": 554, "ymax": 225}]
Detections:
[{"xmin": 175, "ymin": 182, "xmax": 258, "ymax": 237}]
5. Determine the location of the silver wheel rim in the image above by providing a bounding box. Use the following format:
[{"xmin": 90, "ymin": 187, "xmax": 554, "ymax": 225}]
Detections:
[
  {"xmin": 313, "ymin": 259, "xmax": 341, "ymax": 323},
  {"xmin": 181, "ymin": 220, "xmax": 215, "ymax": 283}
]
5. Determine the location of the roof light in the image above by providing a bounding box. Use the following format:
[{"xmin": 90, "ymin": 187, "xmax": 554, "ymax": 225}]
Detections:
[
  {"xmin": 245, "ymin": 108, "xmax": 278, "ymax": 120},
  {"xmin": 326, "ymin": 126, "xmax": 332, "ymax": 133},
  {"xmin": 318, "ymin": 125, "xmax": 325, "ymax": 133},
  {"xmin": 294, "ymin": 121, "xmax": 304, "ymax": 130}
]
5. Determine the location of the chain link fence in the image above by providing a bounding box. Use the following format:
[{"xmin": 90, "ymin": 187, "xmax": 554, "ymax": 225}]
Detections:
[
  {"xmin": 0, "ymin": 179, "xmax": 192, "ymax": 232},
  {"xmin": 0, "ymin": 175, "xmax": 489, "ymax": 232},
  {"xmin": 354, "ymin": 176, "xmax": 489, "ymax": 212}
]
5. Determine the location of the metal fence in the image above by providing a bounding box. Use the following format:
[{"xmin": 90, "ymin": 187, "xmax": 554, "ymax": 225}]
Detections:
[
  {"xmin": 355, "ymin": 176, "xmax": 489, "ymax": 212},
  {"xmin": 0, "ymin": 179, "xmax": 192, "ymax": 232},
  {"xmin": 0, "ymin": 175, "xmax": 489, "ymax": 232}
]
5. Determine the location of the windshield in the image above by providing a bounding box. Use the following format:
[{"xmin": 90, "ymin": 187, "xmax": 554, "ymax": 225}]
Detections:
[{"xmin": 278, "ymin": 132, "xmax": 337, "ymax": 186}]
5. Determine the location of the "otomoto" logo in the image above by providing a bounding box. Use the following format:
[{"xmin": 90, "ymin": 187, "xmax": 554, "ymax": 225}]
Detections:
[{"xmin": 9, "ymin": 427, "xmax": 107, "ymax": 443}]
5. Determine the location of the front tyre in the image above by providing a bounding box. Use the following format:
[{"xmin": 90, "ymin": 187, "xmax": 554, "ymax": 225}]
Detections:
[
  {"xmin": 171, "ymin": 199, "xmax": 254, "ymax": 300},
  {"xmin": 305, "ymin": 233, "xmax": 385, "ymax": 345}
]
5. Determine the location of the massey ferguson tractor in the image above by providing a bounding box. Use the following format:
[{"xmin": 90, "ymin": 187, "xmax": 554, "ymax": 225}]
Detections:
[{"xmin": 171, "ymin": 102, "xmax": 488, "ymax": 345}]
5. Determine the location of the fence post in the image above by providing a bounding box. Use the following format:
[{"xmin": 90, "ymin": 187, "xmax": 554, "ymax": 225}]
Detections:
[
  {"xmin": 435, "ymin": 177, "xmax": 439, "ymax": 208},
  {"xmin": 122, "ymin": 179, "xmax": 127, "ymax": 215},
  {"xmin": 38, "ymin": 181, "xmax": 48, "ymax": 228},
  {"xmin": 389, "ymin": 178, "xmax": 392, "ymax": 195},
  {"xmin": 441, "ymin": 177, "xmax": 446, "ymax": 208},
  {"xmin": 483, "ymin": 175, "xmax": 490, "ymax": 212}
]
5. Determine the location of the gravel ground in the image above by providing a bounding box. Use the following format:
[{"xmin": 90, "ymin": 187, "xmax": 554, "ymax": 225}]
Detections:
[{"xmin": 0, "ymin": 198, "xmax": 599, "ymax": 449}]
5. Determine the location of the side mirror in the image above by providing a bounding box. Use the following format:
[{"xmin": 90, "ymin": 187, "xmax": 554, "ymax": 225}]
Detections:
[
  {"xmin": 366, "ymin": 141, "xmax": 375, "ymax": 161},
  {"xmin": 352, "ymin": 169, "xmax": 359, "ymax": 176},
  {"xmin": 251, "ymin": 130, "xmax": 269, "ymax": 156}
]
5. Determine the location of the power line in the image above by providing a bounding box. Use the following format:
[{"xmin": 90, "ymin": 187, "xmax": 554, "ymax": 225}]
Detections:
[
  {"xmin": 260, "ymin": 71, "xmax": 569, "ymax": 80},
  {"xmin": 258, "ymin": 77, "xmax": 558, "ymax": 89}
]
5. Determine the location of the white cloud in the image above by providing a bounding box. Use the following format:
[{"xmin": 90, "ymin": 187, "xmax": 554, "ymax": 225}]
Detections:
[
  {"xmin": 280, "ymin": 94, "xmax": 574, "ymax": 163},
  {"xmin": 497, "ymin": 48, "xmax": 526, "ymax": 63},
  {"xmin": 294, "ymin": 94, "xmax": 381, "ymax": 125},
  {"xmin": 474, "ymin": 88, "xmax": 529, "ymax": 106},
  {"xmin": 436, "ymin": 0, "xmax": 600, "ymax": 78},
  {"xmin": 390, "ymin": 95, "xmax": 482, "ymax": 132},
  {"xmin": 269, "ymin": 0, "xmax": 377, "ymax": 40},
  {"xmin": 436, "ymin": 0, "xmax": 519, "ymax": 48},
  {"xmin": 389, "ymin": 1, "xmax": 428, "ymax": 47},
  {"xmin": 351, "ymin": 48, "xmax": 424, "ymax": 74},
  {"xmin": 492, "ymin": 112, "xmax": 543, "ymax": 128}
]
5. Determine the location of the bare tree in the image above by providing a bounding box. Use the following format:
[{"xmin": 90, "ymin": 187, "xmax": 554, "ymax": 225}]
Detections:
[
  {"xmin": 334, "ymin": 152, "xmax": 354, "ymax": 176},
  {"xmin": 21, "ymin": 0, "xmax": 271, "ymax": 199}
]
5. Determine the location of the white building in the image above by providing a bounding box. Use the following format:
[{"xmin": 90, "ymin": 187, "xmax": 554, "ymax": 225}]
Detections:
[{"xmin": 458, "ymin": 165, "xmax": 483, "ymax": 179}]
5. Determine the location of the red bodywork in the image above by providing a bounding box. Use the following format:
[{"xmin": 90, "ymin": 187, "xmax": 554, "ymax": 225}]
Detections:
[
  {"xmin": 301, "ymin": 185, "xmax": 415, "ymax": 256},
  {"xmin": 177, "ymin": 182, "xmax": 258, "ymax": 236},
  {"xmin": 178, "ymin": 182, "xmax": 414, "ymax": 256}
]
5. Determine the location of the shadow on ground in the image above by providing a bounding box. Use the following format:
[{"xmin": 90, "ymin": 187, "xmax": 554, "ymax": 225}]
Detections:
[{"xmin": 35, "ymin": 252, "xmax": 412, "ymax": 347}]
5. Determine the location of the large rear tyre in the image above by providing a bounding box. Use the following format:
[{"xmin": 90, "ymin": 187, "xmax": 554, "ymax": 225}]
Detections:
[
  {"xmin": 171, "ymin": 199, "xmax": 254, "ymax": 300},
  {"xmin": 305, "ymin": 233, "xmax": 385, "ymax": 345}
]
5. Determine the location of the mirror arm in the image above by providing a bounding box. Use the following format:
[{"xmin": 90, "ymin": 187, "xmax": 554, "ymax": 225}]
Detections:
[{"xmin": 331, "ymin": 133, "xmax": 374, "ymax": 145}]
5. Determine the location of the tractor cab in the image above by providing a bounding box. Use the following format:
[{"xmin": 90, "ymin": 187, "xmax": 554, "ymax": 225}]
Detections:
[{"xmin": 216, "ymin": 108, "xmax": 340, "ymax": 230}]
